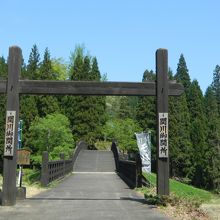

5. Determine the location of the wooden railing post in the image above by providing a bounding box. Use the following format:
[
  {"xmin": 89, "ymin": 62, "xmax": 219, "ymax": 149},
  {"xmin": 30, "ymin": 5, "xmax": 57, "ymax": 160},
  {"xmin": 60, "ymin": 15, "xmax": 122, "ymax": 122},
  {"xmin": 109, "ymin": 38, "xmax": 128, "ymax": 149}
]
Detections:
[
  {"xmin": 111, "ymin": 142, "xmax": 119, "ymax": 172},
  {"xmin": 41, "ymin": 151, "xmax": 49, "ymax": 186},
  {"xmin": 60, "ymin": 153, "xmax": 65, "ymax": 176},
  {"xmin": 136, "ymin": 153, "xmax": 142, "ymax": 188}
]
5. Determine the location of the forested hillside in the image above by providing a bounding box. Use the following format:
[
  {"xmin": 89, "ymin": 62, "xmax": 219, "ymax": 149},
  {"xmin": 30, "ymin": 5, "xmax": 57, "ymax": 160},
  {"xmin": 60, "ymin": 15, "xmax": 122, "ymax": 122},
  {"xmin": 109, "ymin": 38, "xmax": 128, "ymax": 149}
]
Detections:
[{"xmin": 0, "ymin": 45, "xmax": 219, "ymax": 191}]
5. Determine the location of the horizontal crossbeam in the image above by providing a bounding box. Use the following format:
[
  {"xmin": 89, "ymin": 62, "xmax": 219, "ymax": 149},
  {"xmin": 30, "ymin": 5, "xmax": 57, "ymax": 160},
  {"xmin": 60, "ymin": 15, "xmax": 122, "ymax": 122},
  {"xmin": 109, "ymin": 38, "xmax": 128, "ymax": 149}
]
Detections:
[{"xmin": 0, "ymin": 80, "xmax": 184, "ymax": 96}]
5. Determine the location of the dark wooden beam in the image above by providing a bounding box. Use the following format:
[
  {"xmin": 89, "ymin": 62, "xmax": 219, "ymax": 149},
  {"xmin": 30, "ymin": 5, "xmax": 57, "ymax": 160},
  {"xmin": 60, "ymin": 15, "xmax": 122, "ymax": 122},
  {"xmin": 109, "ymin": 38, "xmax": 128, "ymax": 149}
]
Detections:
[{"xmin": 0, "ymin": 80, "xmax": 183, "ymax": 96}]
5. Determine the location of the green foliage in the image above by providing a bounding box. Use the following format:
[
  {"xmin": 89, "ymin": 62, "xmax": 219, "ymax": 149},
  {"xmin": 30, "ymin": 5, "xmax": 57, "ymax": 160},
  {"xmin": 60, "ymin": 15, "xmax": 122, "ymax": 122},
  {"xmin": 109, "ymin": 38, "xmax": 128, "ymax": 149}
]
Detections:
[
  {"xmin": 36, "ymin": 48, "xmax": 60, "ymax": 117},
  {"xmin": 0, "ymin": 57, "xmax": 7, "ymax": 160},
  {"xmin": 175, "ymin": 54, "xmax": 191, "ymax": 92},
  {"xmin": 25, "ymin": 44, "xmax": 40, "ymax": 80},
  {"xmin": 118, "ymin": 96, "xmax": 137, "ymax": 120},
  {"xmin": 27, "ymin": 113, "xmax": 74, "ymax": 165},
  {"xmin": 188, "ymin": 80, "xmax": 208, "ymax": 187},
  {"xmin": 142, "ymin": 172, "xmax": 214, "ymax": 204},
  {"xmin": 136, "ymin": 70, "xmax": 156, "ymax": 170},
  {"xmin": 62, "ymin": 46, "xmax": 106, "ymax": 146},
  {"xmin": 103, "ymin": 118, "xmax": 141, "ymax": 152},
  {"xmin": 95, "ymin": 140, "xmax": 112, "ymax": 150},
  {"xmin": 204, "ymin": 87, "xmax": 220, "ymax": 190},
  {"xmin": 169, "ymin": 94, "xmax": 192, "ymax": 178},
  {"xmin": 22, "ymin": 168, "xmax": 41, "ymax": 185},
  {"xmin": 212, "ymin": 65, "xmax": 220, "ymax": 114},
  {"xmin": 51, "ymin": 58, "xmax": 68, "ymax": 80}
]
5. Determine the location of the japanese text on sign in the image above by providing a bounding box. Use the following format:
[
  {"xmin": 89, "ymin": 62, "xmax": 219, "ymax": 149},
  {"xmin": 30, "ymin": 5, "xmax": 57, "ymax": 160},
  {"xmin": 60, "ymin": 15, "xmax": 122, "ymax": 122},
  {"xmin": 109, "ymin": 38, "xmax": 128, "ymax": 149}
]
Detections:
[
  {"xmin": 4, "ymin": 111, "xmax": 16, "ymax": 156},
  {"xmin": 159, "ymin": 113, "xmax": 168, "ymax": 158},
  {"xmin": 17, "ymin": 149, "xmax": 31, "ymax": 165}
]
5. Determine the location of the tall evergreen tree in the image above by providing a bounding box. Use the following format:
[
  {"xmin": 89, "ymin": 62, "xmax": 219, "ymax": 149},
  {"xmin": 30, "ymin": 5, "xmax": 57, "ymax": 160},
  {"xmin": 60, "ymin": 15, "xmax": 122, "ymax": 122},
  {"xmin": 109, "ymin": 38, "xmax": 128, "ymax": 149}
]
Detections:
[
  {"xmin": 0, "ymin": 57, "xmax": 7, "ymax": 160},
  {"xmin": 175, "ymin": 54, "xmax": 191, "ymax": 98},
  {"xmin": 204, "ymin": 86, "xmax": 220, "ymax": 189},
  {"xmin": 90, "ymin": 57, "xmax": 106, "ymax": 138},
  {"xmin": 26, "ymin": 44, "xmax": 40, "ymax": 79},
  {"xmin": 36, "ymin": 48, "xmax": 60, "ymax": 117},
  {"xmin": 136, "ymin": 70, "xmax": 157, "ymax": 171},
  {"xmin": 118, "ymin": 96, "xmax": 133, "ymax": 119},
  {"xmin": 188, "ymin": 80, "xmax": 207, "ymax": 187},
  {"xmin": 20, "ymin": 45, "xmax": 40, "ymax": 147},
  {"xmin": 212, "ymin": 65, "xmax": 220, "ymax": 114},
  {"xmin": 61, "ymin": 47, "xmax": 106, "ymax": 146},
  {"xmin": 136, "ymin": 70, "xmax": 156, "ymax": 133},
  {"xmin": 169, "ymin": 68, "xmax": 192, "ymax": 177}
]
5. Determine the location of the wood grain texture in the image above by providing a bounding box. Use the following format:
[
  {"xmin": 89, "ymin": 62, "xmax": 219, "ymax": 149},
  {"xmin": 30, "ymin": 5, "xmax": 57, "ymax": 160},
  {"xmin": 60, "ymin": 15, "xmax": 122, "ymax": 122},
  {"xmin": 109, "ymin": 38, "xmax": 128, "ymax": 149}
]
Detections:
[
  {"xmin": 156, "ymin": 49, "xmax": 170, "ymax": 196},
  {"xmin": 2, "ymin": 46, "xmax": 22, "ymax": 206},
  {"xmin": 16, "ymin": 80, "xmax": 184, "ymax": 96}
]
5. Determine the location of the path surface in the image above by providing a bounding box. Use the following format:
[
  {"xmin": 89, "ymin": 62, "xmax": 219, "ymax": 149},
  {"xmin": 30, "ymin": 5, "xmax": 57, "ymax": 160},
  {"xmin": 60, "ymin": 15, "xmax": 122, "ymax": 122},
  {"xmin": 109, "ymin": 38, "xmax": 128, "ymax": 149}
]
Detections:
[{"xmin": 0, "ymin": 150, "xmax": 169, "ymax": 220}]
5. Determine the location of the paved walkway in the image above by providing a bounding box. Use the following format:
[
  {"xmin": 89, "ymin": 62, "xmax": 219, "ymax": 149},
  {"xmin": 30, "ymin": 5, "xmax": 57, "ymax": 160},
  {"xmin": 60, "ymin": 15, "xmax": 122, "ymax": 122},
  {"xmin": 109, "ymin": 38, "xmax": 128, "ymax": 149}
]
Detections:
[{"xmin": 0, "ymin": 150, "xmax": 170, "ymax": 220}]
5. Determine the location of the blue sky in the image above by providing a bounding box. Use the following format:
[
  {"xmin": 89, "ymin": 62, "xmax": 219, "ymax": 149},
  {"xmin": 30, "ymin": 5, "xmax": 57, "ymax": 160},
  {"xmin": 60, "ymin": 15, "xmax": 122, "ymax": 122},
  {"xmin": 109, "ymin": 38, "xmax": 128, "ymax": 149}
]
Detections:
[{"xmin": 0, "ymin": 1, "xmax": 219, "ymax": 93}]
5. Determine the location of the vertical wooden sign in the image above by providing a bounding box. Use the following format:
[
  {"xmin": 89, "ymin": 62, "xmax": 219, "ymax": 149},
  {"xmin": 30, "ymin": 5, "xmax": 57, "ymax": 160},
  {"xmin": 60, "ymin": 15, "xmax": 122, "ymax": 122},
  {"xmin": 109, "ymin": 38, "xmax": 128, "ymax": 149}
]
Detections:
[
  {"xmin": 158, "ymin": 113, "xmax": 168, "ymax": 158},
  {"xmin": 4, "ymin": 111, "xmax": 16, "ymax": 156},
  {"xmin": 156, "ymin": 49, "xmax": 169, "ymax": 195}
]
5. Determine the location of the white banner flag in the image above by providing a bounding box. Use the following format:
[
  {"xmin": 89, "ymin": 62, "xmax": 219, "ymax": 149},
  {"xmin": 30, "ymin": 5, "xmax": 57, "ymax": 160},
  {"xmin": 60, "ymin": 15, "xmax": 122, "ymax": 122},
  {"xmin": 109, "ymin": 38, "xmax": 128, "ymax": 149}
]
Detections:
[{"xmin": 135, "ymin": 132, "xmax": 151, "ymax": 173}]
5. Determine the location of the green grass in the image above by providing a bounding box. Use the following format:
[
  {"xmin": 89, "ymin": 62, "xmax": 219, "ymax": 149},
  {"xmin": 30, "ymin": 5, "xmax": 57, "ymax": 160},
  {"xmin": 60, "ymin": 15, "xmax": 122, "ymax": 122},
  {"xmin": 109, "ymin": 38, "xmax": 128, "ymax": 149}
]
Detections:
[{"xmin": 142, "ymin": 172, "xmax": 214, "ymax": 203}]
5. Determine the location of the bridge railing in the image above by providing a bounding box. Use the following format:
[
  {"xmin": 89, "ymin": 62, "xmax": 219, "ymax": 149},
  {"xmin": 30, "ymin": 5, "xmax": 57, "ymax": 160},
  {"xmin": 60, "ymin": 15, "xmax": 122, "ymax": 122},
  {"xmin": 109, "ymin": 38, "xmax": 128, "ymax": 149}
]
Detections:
[
  {"xmin": 111, "ymin": 142, "xmax": 142, "ymax": 188},
  {"xmin": 40, "ymin": 141, "xmax": 88, "ymax": 186}
]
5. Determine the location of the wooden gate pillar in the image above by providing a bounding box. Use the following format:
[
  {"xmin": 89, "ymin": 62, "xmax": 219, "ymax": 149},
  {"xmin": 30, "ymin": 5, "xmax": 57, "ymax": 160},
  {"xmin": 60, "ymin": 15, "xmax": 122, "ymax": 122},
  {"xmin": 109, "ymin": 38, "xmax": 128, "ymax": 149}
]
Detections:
[
  {"xmin": 156, "ymin": 49, "xmax": 169, "ymax": 195},
  {"xmin": 2, "ymin": 46, "xmax": 22, "ymax": 205}
]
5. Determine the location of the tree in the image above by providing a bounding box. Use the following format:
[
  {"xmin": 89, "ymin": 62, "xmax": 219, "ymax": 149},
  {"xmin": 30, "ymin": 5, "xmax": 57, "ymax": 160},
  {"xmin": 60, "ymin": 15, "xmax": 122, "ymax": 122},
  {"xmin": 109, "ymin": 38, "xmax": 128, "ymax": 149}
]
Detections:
[
  {"xmin": 25, "ymin": 44, "xmax": 40, "ymax": 80},
  {"xmin": 51, "ymin": 58, "xmax": 68, "ymax": 80},
  {"xmin": 188, "ymin": 80, "xmax": 207, "ymax": 187},
  {"xmin": 136, "ymin": 70, "xmax": 157, "ymax": 170},
  {"xmin": 103, "ymin": 118, "xmax": 141, "ymax": 153},
  {"xmin": 0, "ymin": 57, "xmax": 7, "ymax": 161},
  {"xmin": 27, "ymin": 113, "xmax": 74, "ymax": 166},
  {"xmin": 118, "ymin": 96, "xmax": 133, "ymax": 119},
  {"xmin": 175, "ymin": 54, "xmax": 191, "ymax": 101},
  {"xmin": 212, "ymin": 65, "xmax": 220, "ymax": 114},
  {"xmin": 36, "ymin": 48, "xmax": 60, "ymax": 117},
  {"xmin": 20, "ymin": 45, "xmax": 40, "ymax": 146},
  {"xmin": 61, "ymin": 46, "xmax": 106, "ymax": 146},
  {"xmin": 204, "ymin": 86, "xmax": 220, "ymax": 190},
  {"xmin": 136, "ymin": 70, "xmax": 156, "ymax": 132}
]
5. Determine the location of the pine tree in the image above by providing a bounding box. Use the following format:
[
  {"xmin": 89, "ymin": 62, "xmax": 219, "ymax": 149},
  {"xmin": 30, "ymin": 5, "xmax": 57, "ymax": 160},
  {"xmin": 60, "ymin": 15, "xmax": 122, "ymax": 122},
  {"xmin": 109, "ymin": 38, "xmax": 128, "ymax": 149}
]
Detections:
[
  {"xmin": 136, "ymin": 70, "xmax": 156, "ymax": 133},
  {"xmin": 175, "ymin": 54, "xmax": 191, "ymax": 98},
  {"xmin": 136, "ymin": 70, "xmax": 157, "ymax": 171},
  {"xmin": 26, "ymin": 44, "xmax": 40, "ymax": 79},
  {"xmin": 118, "ymin": 96, "xmax": 133, "ymax": 119},
  {"xmin": 0, "ymin": 57, "xmax": 7, "ymax": 160},
  {"xmin": 20, "ymin": 45, "xmax": 40, "ymax": 147},
  {"xmin": 36, "ymin": 48, "xmax": 60, "ymax": 117},
  {"xmin": 212, "ymin": 65, "xmax": 220, "ymax": 114},
  {"xmin": 90, "ymin": 57, "xmax": 106, "ymax": 139},
  {"xmin": 61, "ymin": 47, "xmax": 106, "ymax": 146},
  {"xmin": 188, "ymin": 80, "xmax": 207, "ymax": 187},
  {"xmin": 204, "ymin": 87, "xmax": 220, "ymax": 189},
  {"xmin": 169, "ymin": 68, "xmax": 192, "ymax": 177}
]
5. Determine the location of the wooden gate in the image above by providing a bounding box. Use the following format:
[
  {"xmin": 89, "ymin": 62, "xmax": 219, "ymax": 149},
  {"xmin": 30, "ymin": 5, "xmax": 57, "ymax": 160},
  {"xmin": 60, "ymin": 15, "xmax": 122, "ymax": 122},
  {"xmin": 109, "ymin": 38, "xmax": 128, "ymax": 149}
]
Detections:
[{"xmin": 0, "ymin": 46, "xmax": 184, "ymax": 205}]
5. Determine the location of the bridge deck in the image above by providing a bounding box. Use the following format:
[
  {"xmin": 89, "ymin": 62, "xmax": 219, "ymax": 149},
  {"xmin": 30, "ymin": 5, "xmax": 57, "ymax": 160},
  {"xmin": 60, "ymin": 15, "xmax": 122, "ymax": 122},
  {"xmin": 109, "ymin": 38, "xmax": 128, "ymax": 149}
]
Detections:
[{"xmin": 0, "ymin": 150, "xmax": 169, "ymax": 220}]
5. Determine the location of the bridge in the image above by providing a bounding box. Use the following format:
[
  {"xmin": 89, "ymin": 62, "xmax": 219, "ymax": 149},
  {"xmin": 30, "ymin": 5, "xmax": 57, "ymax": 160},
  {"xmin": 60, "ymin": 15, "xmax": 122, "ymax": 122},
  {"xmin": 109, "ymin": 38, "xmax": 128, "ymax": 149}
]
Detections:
[{"xmin": 0, "ymin": 144, "xmax": 169, "ymax": 220}]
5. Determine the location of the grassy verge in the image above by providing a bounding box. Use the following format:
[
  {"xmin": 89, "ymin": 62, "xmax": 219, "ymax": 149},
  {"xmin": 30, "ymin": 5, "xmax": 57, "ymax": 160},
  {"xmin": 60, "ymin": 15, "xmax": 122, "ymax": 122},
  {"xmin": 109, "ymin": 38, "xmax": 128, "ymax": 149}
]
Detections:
[
  {"xmin": 137, "ymin": 172, "xmax": 218, "ymax": 220},
  {"xmin": 142, "ymin": 172, "xmax": 213, "ymax": 204}
]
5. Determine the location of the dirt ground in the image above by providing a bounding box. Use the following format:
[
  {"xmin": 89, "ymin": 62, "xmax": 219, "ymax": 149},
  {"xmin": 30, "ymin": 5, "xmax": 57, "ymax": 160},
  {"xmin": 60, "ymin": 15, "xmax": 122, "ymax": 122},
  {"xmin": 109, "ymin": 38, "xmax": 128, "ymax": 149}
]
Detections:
[
  {"xmin": 25, "ymin": 185, "xmax": 48, "ymax": 198},
  {"xmin": 200, "ymin": 198, "xmax": 220, "ymax": 220}
]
